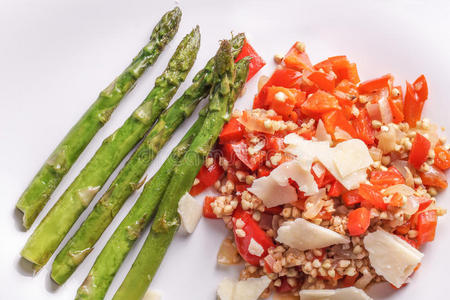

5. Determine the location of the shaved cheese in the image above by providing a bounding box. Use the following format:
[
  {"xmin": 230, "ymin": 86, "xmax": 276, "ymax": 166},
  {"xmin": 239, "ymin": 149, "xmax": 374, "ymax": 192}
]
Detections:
[
  {"xmin": 315, "ymin": 119, "xmax": 332, "ymax": 144},
  {"xmin": 143, "ymin": 289, "xmax": 162, "ymax": 300},
  {"xmin": 217, "ymin": 278, "xmax": 236, "ymax": 300},
  {"xmin": 333, "ymin": 139, "xmax": 373, "ymax": 178},
  {"xmin": 177, "ymin": 193, "xmax": 202, "ymax": 234},
  {"xmin": 276, "ymin": 218, "xmax": 349, "ymax": 250},
  {"xmin": 364, "ymin": 229, "xmax": 423, "ymax": 288},
  {"xmin": 248, "ymin": 160, "xmax": 318, "ymax": 208},
  {"xmin": 233, "ymin": 276, "xmax": 271, "ymax": 300},
  {"xmin": 300, "ymin": 287, "xmax": 372, "ymax": 300},
  {"xmin": 248, "ymin": 238, "xmax": 264, "ymax": 257},
  {"xmin": 334, "ymin": 126, "xmax": 353, "ymax": 140},
  {"xmin": 303, "ymin": 189, "xmax": 326, "ymax": 219}
]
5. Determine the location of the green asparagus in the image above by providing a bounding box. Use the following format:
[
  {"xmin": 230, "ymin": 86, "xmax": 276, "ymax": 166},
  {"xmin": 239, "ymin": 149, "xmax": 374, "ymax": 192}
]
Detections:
[
  {"xmin": 21, "ymin": 26, "xmax": 200, "ymax": 270},
  {"xmin": 75, "ymin": 40, "xmax": 247, "ymax": 300},
  {"xmin": 113, "ymin": 44, "xmax": 251, "ymax": 300},
  {"xmin": 16, "ymin": 7, "xmax": 182, "ymax": 230},
  {"xmin": 51, "ymin": 35, "xmax": 216, "ymax": 284}
]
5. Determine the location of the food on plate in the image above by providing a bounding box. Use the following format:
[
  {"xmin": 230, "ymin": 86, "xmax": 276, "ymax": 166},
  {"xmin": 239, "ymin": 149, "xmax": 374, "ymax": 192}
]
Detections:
[
  {"xmin": 15, "ymin": 7, "xmax": 182, "ymax": 230},
  {"xmin": 78, "ymin": 40, "xmax": 251, "ymax": 300},
  {"xmin": 217, "ymin": 276, "xmax": 271, "ymax": 300},
  {"xmin": 194, "ymin": 42, "xmax": 449, "ymax": 298},
  {"xmin": 177, "ymin": 192, "xmax": 203, "ymax": 233},
  {"xmin": 50, "ymin": 30, "xmax": 240, "ymax": 285},
  {"xmin": 142, "ymin": 290, "xmax": 162, "ymax": 300},
  {"xmin": 21, "ymin": 26, "xmax": 201, "ymax": 271}
]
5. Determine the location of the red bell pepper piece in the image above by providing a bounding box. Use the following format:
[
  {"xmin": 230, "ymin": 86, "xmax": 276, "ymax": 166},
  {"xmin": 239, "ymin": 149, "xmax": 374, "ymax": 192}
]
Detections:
[
  {"xmin": 190, "ymin": 157, "xmax": 224, "ymax": 196},
  {"xmin": 358, "ymin": 184, "xmax": 387, "ymax": 211},
  {"xmin": 408, "ymin": 133, "xmax": 431, "ymax": 169},
  {"xmin": 413, "ymin": 74, "xmax": 428, "ymax": 103},
  {"xmin": 348, "ymin": 207, "xmax": 371, "ymax": 236},
  {"xmin": 235, "ymin": 39, "xmax": 265, "ymax": 81},
  {"xmin": 342, "ymin": 190, "xmax": 363, "ymax": 207},
  {"xmin": 189, "ymin": 181, "xmax": 207, "ymax": 196},
  {"xmin": 265, "ymin": 86, "xmax": 306, "ymax": 119},
  {"xmin": 307, "ymin": 71, "xmax": 336, "ymax": 92},
  {"xmin": 219, "ymin": 118, "xmax": 244, "ymax": 144},
  {"xmin": 301, "ymin": 90, "xmax": 340, "ymax": 116},
  {"xmin": 434, "ymin": 145, "xmax": 450, "ymax": 170},
  {"xmin": 358, "ymin": 74, "xmax": 392, "ymax": 94},
  {"xmin": 203, "ymin": 196, "xmax": 218, "ymax": 218},
  {"xmin": 232, "ymin": 208, "xmax": 274, "ymax": 265},
  {"xmin": 342, "ymin": 274, "xmax": 360, "ymax": 287},
  {"xmin": 328, "ymin": 181, "xmax": 346, "ymax": 197},
  {"xmin": 317, "ymin": 56, "xmax": 360, "ymax": 84},
  {"xmin": 226, "ymin": 140, "xmax": 265, "ymax": 171},
  {"xmin": 388, "ymin": 85, "xmax": 404, "ymax": 123},
  {"xmin": 257, "ymin": 166, "xmax": 272, "ymax": 178},
  {"xmin": 416, "ymin": 210, "xmax": 437, "ymax": 246},
  {"xmin": 404, "ymin": 81, "xmax": 426, "ymax": 127},
  {"xmin": 284, "ymin": 42, "xmax": 313, "ymax": 72},
  {"xmin": 277, "ymin": 277, "xmax": 296, "ymax": 293},
  {"xmin": 353, "ymin": 108, "xmax": 375, "ymax": 145},
  {"xmin": 321, "ymin": 110, "xmax": 357, "ymax": 139},
  {"xmin": 417, "ymin": 196, "xmax": 433, "ymax": 211},
  {"xmin": 420, "ymin": 165, "xmax": 448, "ymax": 189},
  {"xmin": 369, "ymin": 166, "xmax": 405, "ymax": 188}
]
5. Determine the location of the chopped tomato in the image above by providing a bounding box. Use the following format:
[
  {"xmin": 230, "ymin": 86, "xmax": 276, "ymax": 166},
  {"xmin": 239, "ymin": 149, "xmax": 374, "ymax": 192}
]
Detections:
[
  {"xmin": 370, "ymin": 166, "xmax": 405, "ymax": 188},
  {"xmin": 307, "ymin": 71, "xmax": 336, "ymax": 92},
  {"xmin": 420, "ymin": 165, "xmax": 448, "ymax": 189},
  {"xmin": 358, "ymin": 74, "xmax": 392, "ymax": 94},
  {"xmin": 408, "ymin": 133, "xmax": 431, "ymax": 169},
  {"xmin": 254, "ymin": 68, "xmax": 302, "ymax": 108},
  {"xmin": 233, "ymin": 208, "xmax": 274, "ymax": 265},
  {"xmin": 328, "ymin": 181, "xmax": 346, "ymax": 197},
  {"xmin": 284, "ymin": 42, "xmax": 313, "ymax": 72},
  {"xmin": 203, "ymin": 196, "xmax": 218, "ymax": 218},
  {"xmin": 434, "ymin": 145, "xmax": 450, "ymax": 170},
  {"xmin": 321, "ymin": 110, "xmax": 357, "ymax": 139},
  {"xmin": 404, "ymin": 81, "xmax": 425, "ymax": 127},
  {"xmin": 353, "ymin": 108, "xmax": 375, "ymax": 145},
  {"xmin": 219, "ymin": 118, "xmax": 244, "ymax": 144},
  {"xmin": 347, "ymin": 207, "xmax": 371, "ymax": 236},
  {"xmin": 413, "ymin": 74, "xmax": 428, "ymax": 103},
  {"xmin": 190, "ymin": 158, "xmax": 224, "ymax": 196},
  {"xmin": 416, "ymin": 210, "xmax": 437, "ymax": 246},
  {"xmin": 342, "ymin": 190, "xmax": 363, "ymax": 207},
  {"xmin": 235, "ymin": 39, "xmax": 265, "ymax": 81},
  {"xmin": 358, "ymin": 184, "xmax": 387, "ymax": 211},
  {"xmin": 301, "ymin": 90, "xmax": 340, "ymax": 116}
]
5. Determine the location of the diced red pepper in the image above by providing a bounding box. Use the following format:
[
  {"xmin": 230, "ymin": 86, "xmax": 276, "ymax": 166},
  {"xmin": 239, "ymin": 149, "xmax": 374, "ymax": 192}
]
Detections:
[
  {"xmin": 388, "ymin": 85, "xmax": 404, "ymax": 123},
  {"xmin": 358, "ymin": 184, "xmax": 387, "ymax": 211},
  {"xmin": 266, "ymin": 136, "xmax": 285, "ymax": 152},
  {"xmin": 408, "ymin": 133, "xmax": 431, "ymax": 169},
  {"xmin": 190, "ymin": 158, "xmax": 224, "ymax": 196},
  {"xmin": 390, "ymin": 193, "xmax": 404, "ymax": 207},
  {"xmin": 232, "ymin": 208, "xmax": 274, "ymax": 265},
  {"xmin": 404, "ymin": 81, "xmax": 425, "ymax": 127},
  {"xmin": 284, "ymin": 42, "xmax": 313, "ymax": 72},
  {"xmin": 219, "ymin": 118, "xmax": 244, "ymax": 144},
  {"xmin": 420, "ymin": 165, "xmax": 448, "ymax": 189},
  {"xmin": 342, "ymin": 190, "xmax": 363, "ymax": 207},
  {"xmin": 369, "ymin": 166, "xmax": 405, "ymax": 188},
  {"xmin": 307, "ymin": 71, "xmax": 336, "ymax": 92},
  {"xmin": 434, "ymin": 145, "xmax": 450, "ymax": 170},
  {"xmin": 266, "ymin": 86, "xmax": 306, "ymax": 118},
  {"xmin": 347, "ymin": 207, "xmax": 371, "ymax": 236},
  {"xmin": 321, "ymin": 110, "xmax": 357, "ymax": 139},
  {"xmin": 416, "ymin": 210, "xmax": 437, "ymax": 246},
  {"xmin": 236, "ymin": 183, "xmax": 250, "ymax": 193},
  {"xmin": 264, "ymin": 206, "xmax": 283, "ymax": 215},
  {"xmin": 235, "ymin": 39, "xmax": 265, "ymax": 81},
  {"xmin": 301, "ymin": 90, "xmax": 340, "ymax": 116},
  {"xmin": 320, "ymin": 56, "xmax": 360, "ymax": 84},
  {"xmin": 328, "ymin": 181, "xmax": 346, "ymax": 197},
  {"xmin": 203, "ymin": 196, "xmax": 218, "ymax": 218},
  {"xmin": 353, "ymin": 108, "xmax": 375, "ymax": 145},
  {"xmin": 413, "ymin": 74, "xmax": 428, "ymax": 103},
  {"xmin": 189, "ymin": 181, "xmax": 207, "ymax": 196},
  {"xmin": 277, "ymin": 277, "xmax": 296, "ymax": 293},
  {"xmin": 257, "ymin": 166, "xmax": 272, "ymax": 178},
  {"xmin": 342, "ymin": 274, "xmax": 360, "ymax": 287},
  {"xmin": 358, "ymin": 74, "xmax": 392, "ymax": 94},
  {"xmin": 223, "ymin": 140, "xmax": 266, "ymax": 171},
  {"xmin": 417, "ymin": 196, "xmax": 433, "ymax": 211}
]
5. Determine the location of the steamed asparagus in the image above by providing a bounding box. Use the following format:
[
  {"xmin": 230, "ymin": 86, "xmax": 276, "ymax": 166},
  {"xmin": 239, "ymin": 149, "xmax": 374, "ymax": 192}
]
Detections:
[
  {"xmin": 21, "ymin": 26, "xmax": 200, "ymax": 270},
  {"xmin": 112, "ymin": 44, "xmax": 250, "ymax": 300},
  {"xmin": 16, "ymin": 7, "xmax": 182, "ymax": 229}
]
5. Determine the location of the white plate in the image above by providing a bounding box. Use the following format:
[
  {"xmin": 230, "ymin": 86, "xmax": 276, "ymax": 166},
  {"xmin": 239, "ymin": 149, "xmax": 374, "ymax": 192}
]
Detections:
[{"xmin": 1, "ymin": 0, "xmax": 449, "ymax": 299}]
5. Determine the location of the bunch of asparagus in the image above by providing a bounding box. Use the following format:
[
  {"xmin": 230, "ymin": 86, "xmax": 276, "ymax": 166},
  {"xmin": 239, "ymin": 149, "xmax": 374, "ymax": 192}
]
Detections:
[{"xmin": 17, "ymin": 6, "xmax": 251, "ymax": 300}]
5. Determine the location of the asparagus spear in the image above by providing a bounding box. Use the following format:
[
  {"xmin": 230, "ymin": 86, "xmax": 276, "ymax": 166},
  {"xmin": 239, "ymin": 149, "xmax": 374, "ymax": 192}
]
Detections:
[
  {"xmin": 75, "ymin": 40, "xmax": 248, "ymax": 300},
  {"xmin": 113, "ymin": 45, "xmax": 251, "ymax": 300},
  {"xmin": 51, "ymin": 36, "xmax": 217, "ymax": 285},
  {"xmin": 16, "ymin": 7, "xmax": 182, "ymax": 230},
  {"xmin": 21, "ymin": 27, "xmax": 201, "ymax": 270}
]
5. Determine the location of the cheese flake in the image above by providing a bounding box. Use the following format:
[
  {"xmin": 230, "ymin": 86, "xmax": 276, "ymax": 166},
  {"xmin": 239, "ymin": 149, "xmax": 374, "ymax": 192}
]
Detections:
[
  {"xmin": 276, "ymin": 218, "xmax": 349, "ymax": 250},
  {"xmin": 143, "ymin": 289, "xmax": 162, "ymax": 300},
  {"xmin": 217, "ymin": 278, "xmax": 236, "ymax": 300},
  {"xmin": 333, "ymin": 139, "xmax": 373, "ymax": 178},
  {"xmin": 248, "ymin": 238, "xmax": 264, "ymax": 257},
  {"xmin": 300, "ymin": 287, "xmax": 372, "ymax": 300},
  {"xmin": 233, "ymin": 276, "xmax": 271, "ymax": 300},
  {"xmin": 177, "ymin": 193, "xmax": 202, "ymax": 234},
  {"xmin": 363, "ymin": 229, "xmax": 424, "ymax": 288}
]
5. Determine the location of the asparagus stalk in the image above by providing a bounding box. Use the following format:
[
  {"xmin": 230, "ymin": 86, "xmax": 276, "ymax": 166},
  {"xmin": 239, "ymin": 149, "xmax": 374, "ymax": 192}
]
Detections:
[
  {"xmin": 51, "ymin": 35, "xmax": 218, "ymax": 285},
  {"xmin": 21, "ymin": 27, "xmax": 201, "ymax": 270},
  {"xmin": 75, "ymin": 40, "xmax": 247, "ymax": 300},
  {"xmin": 113, "ymin": 45, "xmax": 251, "ymax": 300},
  {"xmin": 16, "ymin": 7, "xmax": 182, "ymax": 230}
]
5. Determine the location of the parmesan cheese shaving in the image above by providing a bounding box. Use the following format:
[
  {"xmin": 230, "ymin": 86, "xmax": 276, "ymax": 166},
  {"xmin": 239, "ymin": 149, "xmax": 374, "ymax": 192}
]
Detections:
[
  {"xmin": 177, "ymin": 193, "xmax": 202, "ymax": 234},
  {"xmin": 300, "ymin": 287, "xmax": 372, "ymax": 300}
]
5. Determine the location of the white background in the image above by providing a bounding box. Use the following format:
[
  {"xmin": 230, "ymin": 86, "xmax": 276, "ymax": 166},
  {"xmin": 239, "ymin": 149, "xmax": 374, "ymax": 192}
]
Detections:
[{"xmin": 1, "ymin": 0, "xmax": 450, "ymax": 299}]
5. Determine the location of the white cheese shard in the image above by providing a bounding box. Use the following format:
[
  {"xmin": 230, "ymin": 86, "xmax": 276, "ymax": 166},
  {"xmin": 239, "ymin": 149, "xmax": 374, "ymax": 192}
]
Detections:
[
  {"xmin": 300, "ymin": 287, "xmax": 373, "ymax": 300},
  {"xmin": 248, "ymin": 238, "xmax": 264, "ymax": 257},
  {"xmin": 284, "ymin": 133, "xmax": 372, "ymax": 190},
  {"xmin": 217, "ymin": 276, "xmax": 271, "ymax": 300},
  {"xmin": 143, "ymin": 289, "xmax": 162, "ymax": 300},
  {"xmin": 217, "ymin": 278, "xmax": 236, "ymax": 300},
  {"xmin": 363, "ymin": 229, "xmax": 424, "ymax": 288},
  {"xmin": 233, "ymin": 276, "xmax": 271, "ymax": 300},
  {"xmin": 177, "ymin": 193, "xmax": 202, "ymax": 234},
  {"xmin": 276, "ymin": 218, "xmax": 349, "ymax": 250},
  {"xmin": 315, "ymin": 119, "xmax": 332, "ymax": 144},
  {"xmin": 248, "ymin": 175, "xmax": 297, "ymax": 208}
]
